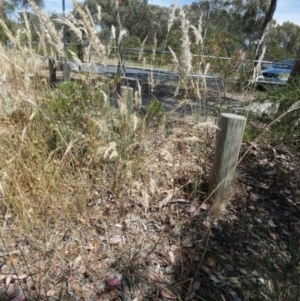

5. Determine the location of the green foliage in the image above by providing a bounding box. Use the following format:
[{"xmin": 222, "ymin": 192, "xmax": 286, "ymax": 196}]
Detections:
[
  {"xmin": 98, "ymin": 27, "xmax": 112, "ymax": 45},
  {"xmin": 146, "ymin": 97, "xmax": 164, "ymax": 122},
  {"xmin": 245, "ymin": 79, "xmax": 300, "ymax": 147},
  {"xmin": 244, "ymin": 118, "xmax": 264, "ymax": 142},
  {"xmin": 38, "ymin": 81, "xmax": 107, "ymax": 155},
  {"xmin": 9, "ymin": 0, "xmax": 44, "ymax": 10},
  {"xmin": 271, "ymin": 88, "xmax": 300, "ymax": 146},
  {"xmin": 123, "ymin": 36, "xmax": 141, "ymax": 48},
  {"xmin": 267, "ymin": 22, "xmax": 300, "ymax": 60}
]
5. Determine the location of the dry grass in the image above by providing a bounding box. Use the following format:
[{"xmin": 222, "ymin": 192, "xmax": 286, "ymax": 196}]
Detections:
[
  {"xmin": 0, "ymin": 82, "xmax": 214, "ymax": 299},
  {"xmin": 0, "ymin": 4, "xmax": 219, "ymax": 299},
  {"xmin": 2, "ymin": 2, "xmax": 297, "ymax": 301}
]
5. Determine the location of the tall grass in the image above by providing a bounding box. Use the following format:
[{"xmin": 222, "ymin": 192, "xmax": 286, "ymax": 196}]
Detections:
[
  {"xmin": 1, "ymin": 1, "xmax": 298, "ymax": 300},
  {"xmin": 0, "ymin": 2, "xmax": 213, "ymax": 299}
]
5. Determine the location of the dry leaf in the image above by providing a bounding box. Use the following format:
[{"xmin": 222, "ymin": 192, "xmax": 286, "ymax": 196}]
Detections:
[
  {"xmin": 185, "ymin": 205, "xmax": 197, "ymax": 213},
  {"xmin": 230, "ymin": 291, "xmax": 241, "ymax": 301},
  {"xmin": 98, "ymin": 292, "xmax": 109, "ymax": 301},
  {"xmin": 159, "ymin": 192, "xmax": 173, "ymax": 210},
  {"xmin": 109, "ymin": 237, "xmax": 123, "ymax": 244},
  {"xmin": 209, "ymin": 274, "xmax": 220, "ymax": 283},
  {"xmin": 161, "ymin": 289, "xmax": 177, "ymax": 299},
  {"xmin": 200, "ymin": 203, "xmax": 208, "ymax": 210},
  {"xmin": 82, "ymin": 289, "xmax": 94, "ymax": 299},
  {"xmin": 282, "ymin": 229, "xmax": 291, "ymax": 236},
  {"xmin": 267, "ymin": 279, "xmax": 274, "ymax": 292},
  {"xmin": 205, "ymin": 257, "xmax": 217, "ymax": 269},
  {"xmin": 78, "ymin": 263, "xmax": 86, "ymax": 274},
  {"xmin": 147, "ymin": 271, "xmax": 161, "ymax": 282},
  {"xmin": 268, "ymin": 220, "xmax": 277, "ymax": 228},
  {"xmin": 71, "ymin": 255, "xmax": 82, "ymax": 268},
  {"xmin": 246, "ymin": 246, "xmax": 259, "ymax": 256},
  {"xmin": 268, "ymin": 230, "xmax": 277, "ymax": 240},
  {"xmin": 70, "ymin": 281, "xmax": 82, "ymax": 294},
  {"xmin": 109, "ymin": 288, "xmax": 118, "ymax": 300},
  {"xmin": 192, "ymin": 281, "xmax": 200, "ymax": 290},
  {"xmin": 6, "ymin": 257, "xmax": 19, "ymax": 266},
  {"xmin": 44, "ymin": 289, "xmax": 58, "ymax": 297},
  {"xmin": 169, "ymin": 250, "xmax": 175, "ymax": 263},
  {"xmin": 182, "ymin": 237, "xmax": 193, "ymax": 247},
  {"xmin": 203, "ymin": 220, "xmax": 211, "ymax": 228}
]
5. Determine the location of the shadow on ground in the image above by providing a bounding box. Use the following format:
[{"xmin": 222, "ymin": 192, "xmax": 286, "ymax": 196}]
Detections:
[{"xmin": 164, "ymin": 144, "xmax": 300, "ymax": 301}]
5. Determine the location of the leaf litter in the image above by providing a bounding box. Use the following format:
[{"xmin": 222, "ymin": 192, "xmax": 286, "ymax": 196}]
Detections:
[{"xmin": 0, "ymin": 115, "xmax": 299, "ymax": 301}]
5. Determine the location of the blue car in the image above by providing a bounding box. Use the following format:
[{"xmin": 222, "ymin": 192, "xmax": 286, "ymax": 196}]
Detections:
[{"xmin": 256, "ymin": 59, "xmax": 295, "ymax": 89}]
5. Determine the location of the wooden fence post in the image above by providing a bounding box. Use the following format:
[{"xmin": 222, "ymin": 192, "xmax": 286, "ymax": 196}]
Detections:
[
  {"xmin": 63, "ymin": 58, "xmax": 70, "ymax": 82},
  {"xmin": 121, "ymin": 86, "xmax": 133, "ymax": 113},
  {"xmin": 209, "ymin": 113, "xmax": 247, "ymax": 201},
  {"xmin": 49, "ymin": 57, "xmax": 57, "ymax": 83}
]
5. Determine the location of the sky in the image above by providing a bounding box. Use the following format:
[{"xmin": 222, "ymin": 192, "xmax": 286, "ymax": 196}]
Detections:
[{"xmin": 43, "ymin": 0, "xmax": 300, "ymax": 26}]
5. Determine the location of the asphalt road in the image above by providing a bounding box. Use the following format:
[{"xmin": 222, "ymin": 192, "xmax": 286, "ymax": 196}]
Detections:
[
  {"xmin": 67, "ymin": 61, "xmax": 277, "ymax": 117},
  {"xmin": 68, "ymin": 61, "xmax": 223, "ymax": 89}
]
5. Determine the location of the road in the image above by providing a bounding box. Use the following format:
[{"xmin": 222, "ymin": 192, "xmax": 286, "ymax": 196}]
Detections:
[
  {"xmin": 68, "ymin": 61, "xmax": 223, "ymax": 88},
  {"xmin": 67, "ymin": 61, "xmax": 276, "ymax": 117}
]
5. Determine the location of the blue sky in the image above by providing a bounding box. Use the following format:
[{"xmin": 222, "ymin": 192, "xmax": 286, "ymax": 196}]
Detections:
[{"xmin": 43, "ymin": 0, "xmax": 300, "ymax": 26}]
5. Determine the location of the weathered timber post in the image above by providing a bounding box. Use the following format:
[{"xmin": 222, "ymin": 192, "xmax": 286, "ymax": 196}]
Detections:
[
  {"xmin": 49, "ymin": 57, "xmax": 57, "ymax": 83},
  {"xmin": 63, "ymin": 58, "xmax": 70, "ymax": 82},
  {"xmin": 121, "ymin": 86, "xmax": 133, "ymax": 113},
  {"xmin": 209, "ymin": 113, "xmax": 247, "ymax": 201}
]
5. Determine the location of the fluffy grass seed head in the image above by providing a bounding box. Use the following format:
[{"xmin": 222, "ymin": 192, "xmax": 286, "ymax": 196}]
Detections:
[
  {"xmin": 138, "ymin": 35, "xmax": 148, "ymax": 61},
  {"xmin": 34, "ymin": 24, "xmax": 47, "ymax": 55},
  {"xmin": 168, "ymin": 0, "xmax": 178, "ymax": 32},
  {"xmin": 111, "ymin": 25, "xmax": 116, "ymax": 40},
  {"xmin": 179, "ymin": 8, "xmax": 192, "ymax": 78},
  {"xmin": 73, "ymin": 0, "xmax": 107, "ymax": 64},
  {"xmin": 0, "ymin": 19, "xmax": 21, "ymax": 50},
  {"xmin": 23, "ymin": 11, "xmax": 32, "ymax": 51},
  {"xmin": 29, "ymin": 0, "xmax": 64, "ymax": 56},
  {"xmin": 152, "ymin": 32, "xmax": 157, "ymax": 61},
  {"xmin": 57, "ymin": 13, "xmax": 85, "ymax": 42},
  {"xmin": 190, "ymin": 13, "xmax": 203, "ymax": 46},
  {"xmin": 148, "ymin": 68, "xmax": 155, "ymax": 93},
  {"xmin": 118, "ymin": 29, "xmax": 127, "ymax": 46},
  {"xmin": 117, "ymin": 93, "xmax": 128, "ymax": 116},
  {"xmin": 96, "ymin": 4, "xmax": 102, "ymax": 23},
  {"xmin": 134, "ymin": 81, "xmax": 142, "ymax": 111}
]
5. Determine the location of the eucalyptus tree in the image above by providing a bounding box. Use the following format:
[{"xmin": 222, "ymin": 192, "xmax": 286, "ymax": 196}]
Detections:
[
  {"xmin": 79, "ymin": 0, "xmax": 150, "ymax": 42},
  {"xmin": 253, "ymin": 0, "xmax": 277, "ymax": 69},
  {"xmin": 183, "ymin": 0, "xmax": 274, "ymax": 58},
  {"xmin": 267, "ymin": 22, "xmax": 300, "ymax": 59},
  {"xmin": 5, "ymin": 0, "xmax": 43, "ymax": 12}
]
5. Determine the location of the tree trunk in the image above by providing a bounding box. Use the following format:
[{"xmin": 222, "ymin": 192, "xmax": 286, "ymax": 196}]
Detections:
[
  {"xmin": 116, "ymin": 2, "xmax": 125, "ymax": 76},
  {"xmin": 287, "ymin": 46, "xmax": 300, "ymax": 84},
  {"xmin": 277, "ymin": 46, "xmax": 300, "ymax": 115},
  {"xmin": 252, "ymin": 0, "xmax": 277, "ymax": 80}
]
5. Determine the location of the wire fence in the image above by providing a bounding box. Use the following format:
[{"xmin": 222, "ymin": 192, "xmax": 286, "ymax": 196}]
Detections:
[{"xmin": 16, "ymin": 41, "xmax": 290, "ymax": 92}]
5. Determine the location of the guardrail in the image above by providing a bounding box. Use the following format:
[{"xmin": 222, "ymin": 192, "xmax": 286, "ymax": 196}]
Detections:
[{"xmin": 15, "ymin": 41, "xmax": 289, "ymax": 88}]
